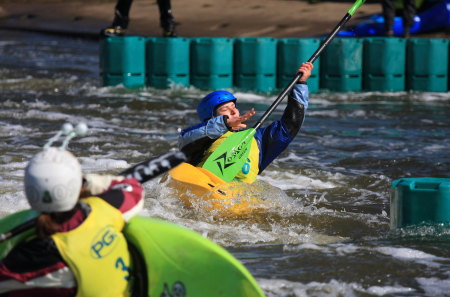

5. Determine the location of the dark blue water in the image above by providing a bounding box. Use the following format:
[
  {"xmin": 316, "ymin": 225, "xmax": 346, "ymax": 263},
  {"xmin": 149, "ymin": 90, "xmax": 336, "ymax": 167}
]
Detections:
[{"xmin": 1, "ymin": 30, "xmax": 450, "ymax": 296}]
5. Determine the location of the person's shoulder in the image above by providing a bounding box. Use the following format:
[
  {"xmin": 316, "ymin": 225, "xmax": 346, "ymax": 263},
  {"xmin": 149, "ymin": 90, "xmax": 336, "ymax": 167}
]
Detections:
[{"xmin": 180, "ymin": 121, "xmax": 207, "ymax": 135}]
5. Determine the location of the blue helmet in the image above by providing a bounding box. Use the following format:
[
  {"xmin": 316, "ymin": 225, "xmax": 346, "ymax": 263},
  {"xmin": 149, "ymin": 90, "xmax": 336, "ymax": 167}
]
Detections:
[{"xmin": 197, "ymin": 90, "xmax": 237, "ymax": 122}]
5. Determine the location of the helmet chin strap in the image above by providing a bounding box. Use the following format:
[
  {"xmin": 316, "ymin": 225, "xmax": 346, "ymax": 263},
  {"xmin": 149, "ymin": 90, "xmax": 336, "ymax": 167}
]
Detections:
[{"xmin": 44, "ymin": 122, "xmax": 88, "ymax": 150}]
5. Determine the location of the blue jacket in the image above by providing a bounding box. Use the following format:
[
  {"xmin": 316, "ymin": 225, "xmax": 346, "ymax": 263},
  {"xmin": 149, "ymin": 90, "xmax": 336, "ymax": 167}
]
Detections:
[{"xmin": 179, "ymin": 83, "xmax": 309, "ymax": 173}]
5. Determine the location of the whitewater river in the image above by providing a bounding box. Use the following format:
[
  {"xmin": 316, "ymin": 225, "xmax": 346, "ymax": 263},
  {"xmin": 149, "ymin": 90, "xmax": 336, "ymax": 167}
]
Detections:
[{"xmin": 1, "ymin": 30, "xmax": 450, "ymax": 296}]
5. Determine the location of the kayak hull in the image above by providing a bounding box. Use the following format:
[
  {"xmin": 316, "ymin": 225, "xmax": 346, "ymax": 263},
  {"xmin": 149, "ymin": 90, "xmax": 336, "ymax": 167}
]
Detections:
[
  {"xmin": 124, "ymin": 216, "xmax": 266, "ymax": 297},
  {"xmin": 167, "ymin": 163, "xmax": 269, "ymax": 216}
]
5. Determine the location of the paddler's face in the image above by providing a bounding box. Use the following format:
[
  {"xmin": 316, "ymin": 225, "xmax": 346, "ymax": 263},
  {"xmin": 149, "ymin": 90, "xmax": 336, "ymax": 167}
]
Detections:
[{"xmin": 215, "ymin": 101, "xmax": 240, "ymax": 119}]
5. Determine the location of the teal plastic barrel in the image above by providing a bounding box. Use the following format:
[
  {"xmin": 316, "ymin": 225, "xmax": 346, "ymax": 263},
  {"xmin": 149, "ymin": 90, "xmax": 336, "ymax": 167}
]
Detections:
[
  {"xmin": 99, "ymin": 36, "xmax": 146, "ymax": 88},
  {"xmin": 320, "ymin": 38, "xmax": 363, "ymax": 92},
  {"xmin": 234, "ymin": 37, "xmax": 277, "ymax": 93},
  {"xmin": 363, "ymin": 37, "xmax": 406, "ymax": 92},
  {"xmin": 406, "ymin": 38, "xmax": 449, "ymax": 92},
  {"xmin": 277, "ymin": 38, "xmax": 320, "ymax": 93},
  {"xmin": 190, "ymin": 38, "xmax": 233, "ymax": 90},
  {"xmin": 390, "ymin": 177, "xmax": 450, "ymax": 228},
  {"xmin": 146, "ymin": 37, "xmax": 190, "ymax": 88}
]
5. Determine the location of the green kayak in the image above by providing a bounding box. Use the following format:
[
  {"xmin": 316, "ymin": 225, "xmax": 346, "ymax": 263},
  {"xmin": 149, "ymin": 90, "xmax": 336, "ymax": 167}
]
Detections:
[{"xmin": 0, "ymin": 211, "xmax": 265, "ymax": 297}]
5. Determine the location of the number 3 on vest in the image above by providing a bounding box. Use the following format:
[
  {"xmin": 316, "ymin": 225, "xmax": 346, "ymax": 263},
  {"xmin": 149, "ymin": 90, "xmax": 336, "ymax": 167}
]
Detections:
[{"xmin": 115, "ymin": 257, "xmax": 130, "ymax": 281}]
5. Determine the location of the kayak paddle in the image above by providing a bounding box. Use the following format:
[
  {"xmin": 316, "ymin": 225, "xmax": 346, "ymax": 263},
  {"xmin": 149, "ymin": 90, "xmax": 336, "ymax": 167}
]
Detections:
[{"xmin": 202, "ymin": 0, "xmax": 366, "ymax": 182}]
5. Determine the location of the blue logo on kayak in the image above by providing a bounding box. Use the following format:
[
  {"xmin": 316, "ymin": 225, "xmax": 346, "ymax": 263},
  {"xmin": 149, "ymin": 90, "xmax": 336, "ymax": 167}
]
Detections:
[
  {"xmin": 90, "ymin": 225, "xmax": 120, "ymax": 259},
  {"xmin": 160, "ymin": 281, "xmax": 186, "ymax": 297}
]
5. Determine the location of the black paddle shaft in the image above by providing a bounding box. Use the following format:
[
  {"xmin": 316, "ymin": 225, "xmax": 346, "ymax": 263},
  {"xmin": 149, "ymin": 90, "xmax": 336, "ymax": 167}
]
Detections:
[
  {"xmin": 120, "ymin": 151, "xmax": 186, "ymax": 183},
  {"xmin": 253, "ymin": 13, "xmax": 352, "ymax": 130}
]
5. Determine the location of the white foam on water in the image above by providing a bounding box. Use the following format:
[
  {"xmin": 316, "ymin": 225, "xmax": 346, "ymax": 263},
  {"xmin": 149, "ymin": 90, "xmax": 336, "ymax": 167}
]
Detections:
[
  {"xmin": 16, "ymin": 99, "xmax": 52, "ymax": 110},
  {"xmin": 283, "ymin": 242, "xmax": 358, "ymax": 256},
  {"xmin": 283, "ymin": 243, "xmax": 330, "ymax": 253},
  {"xmin": 90, "ymin": 86, "xmax": 140, "ymax": 98},
  {"xmin": 141, "ymin": 177, "xmax": 347, "ymax": 246},
  {"xmin": 76, "ymin": 136, "xmax": 102, "ymax": 145},
  {"xmin": 258, "ymin": 278, "xmax": 414, "ymax": 297},
  {"xmin": 0, "ymin": 161, "xmax": 29, "ymax": 215},
  {"xmin": 1, "ymin": 160, "xmax": 27, "ymax": 171},
  {"xmin": 0, "ymin": 122, "xmax": 33, "ymax": 135},
  {"xmin": 408, "ymin": 92, "xmax": 450, "ymax": 102},
  {"xmin": 334, "ymin": 243, "xmax": 360, "ymax": 256},
  {"xmin": 141, "ymin": 187, "xmax": 281, "ymax": 245},
  {"xmin": 275, "ymin": 152, "xmax": 304, "ymax": 162},
  {"xmin": 375, "ymin": 246, "xmax": 444, "ymax": 268},
  {"xmin": 233, "ymin": 92, "xmax": 274, "ymax": 103},
  {"xmin": 308, "ymin": 97, "xmax": 335, "ymax": 107},
  {"xmin": 347, "ymin": 109, "xmax": 367, "ymax": 118},
  {"xmin": 23, "ymin": 109, "xmax": 84, "ymax": 123},
  {"xmin": 314, "ymin": 91, "xmax": 450, "ymax": 105},
  {"xmin": 88, "ymin": 84, "xmax": 203, "ymax": 102},
  {"xmin": 424, "ymin": 144, "xmax": 448, "ymax": 152},
  {"xmin": 258, "ymin": 155, "xmax": 349, "ymax": 190},
  {"xmin": 376, "ymin": 246, "xmax": 438, "ymax": 260},
  {"xmin": 1, "ymin": 77, "xmax": 34, "ymax": 84},
  {"xmin": 78, "ymin": 156, "xmax": 130, "ymax": 173},
  {"xmin": 0, "ymin": 191, "xmax": 29, "ymax": 215},
  {"xmin": 420, "ymin": 118, "xmax": 435, "ymax": 125},
  {"xmin": 365, "ymin": 285, "xmax": 416, "ymax": 296},
  {"xmin": 259, "ymin": 171, "xmax": 337, "ymax": 190},
  {"xmin": 307, "ymin": 109, "xmax": 340, "ymax": 118},
  {"xmin": 416, "ymin": 277, "xmax": 450, "ymax": 297},
  {"xmin": 0, "ymin": 41, "xmax": 18, "ymax": 46}
]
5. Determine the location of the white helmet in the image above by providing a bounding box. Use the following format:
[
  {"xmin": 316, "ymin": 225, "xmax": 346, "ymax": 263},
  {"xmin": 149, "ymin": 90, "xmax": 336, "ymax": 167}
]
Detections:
[{"xmin": 24, "ymin": 147, "xmax": 82, "ymax": 213}]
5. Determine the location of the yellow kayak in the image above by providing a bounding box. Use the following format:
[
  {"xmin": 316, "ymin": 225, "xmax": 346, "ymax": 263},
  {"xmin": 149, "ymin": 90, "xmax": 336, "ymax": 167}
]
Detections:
[{"xmin": 167, "ymin": 163, "xmax": 271, "ymax": 216}]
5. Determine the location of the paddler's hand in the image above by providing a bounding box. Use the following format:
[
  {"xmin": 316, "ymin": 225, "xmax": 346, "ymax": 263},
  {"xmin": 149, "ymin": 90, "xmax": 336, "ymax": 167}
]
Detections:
[
  {"xmin": 297, "ymin": 62, "xmax": 313, "ymax": 83},
  {"xmin": 82, "ymin": 173, "xmax": 124, "ymax": 197},
  {"xmin": 226, "ymin": 108, "xmax": 255, "ymax": 131}
]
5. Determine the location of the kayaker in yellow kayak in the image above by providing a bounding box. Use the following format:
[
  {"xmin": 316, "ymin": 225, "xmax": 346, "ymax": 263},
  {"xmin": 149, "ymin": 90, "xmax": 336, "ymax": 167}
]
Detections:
[{"xmin": 179, "ymin": 62, "xmax": 313, "ymax": 183}]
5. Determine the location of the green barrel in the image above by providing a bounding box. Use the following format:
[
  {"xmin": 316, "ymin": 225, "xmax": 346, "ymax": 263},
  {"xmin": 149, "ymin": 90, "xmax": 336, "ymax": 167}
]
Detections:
[
  {"xmin": 277, "ymin": 38, "xmax": 320, "ymax": 93},
  {"xmin": 146, "ymin": 37, "xmax": 190, "ymax": 89},
  {"xmin": 406, "ymin": 38, "xmax": 449, "ymax": 92},
  {"xmin": 391, "ymin": 177, "xmax": 450, "ymax": 228},
  {"xmin": 363, "ymin": 37, "xmax": 406, "ymax": 92},
  {"xmin": 234, "ymin": 37, "xmax": 277, "ymax": 93},
  {"xmin": 320, "ymin": 38, "xmax": 363, "ymax": 92},
  {"xmin": 190, "ymin": 37, "xmax": 234, "ymax": 90},
  {"xmin": 99, "ymin": 36, "xmax": 146, "ymax": 88}
]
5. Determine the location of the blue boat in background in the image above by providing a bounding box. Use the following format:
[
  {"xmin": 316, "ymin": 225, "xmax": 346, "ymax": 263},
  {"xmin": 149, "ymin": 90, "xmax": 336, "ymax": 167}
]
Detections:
[{"xmin": 338, "ymin": 0, "xmax": 450, "ymax": 36}]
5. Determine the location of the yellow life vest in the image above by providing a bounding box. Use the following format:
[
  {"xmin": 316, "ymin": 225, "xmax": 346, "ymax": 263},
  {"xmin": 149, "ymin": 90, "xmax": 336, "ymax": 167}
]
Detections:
[
  {"xmin": 51, "ymin": 198, "xmax": 132, "ymax": 297},
  {"xmin": 198, "ymin": 131, "xmax": 260, "ymax": 183}
]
